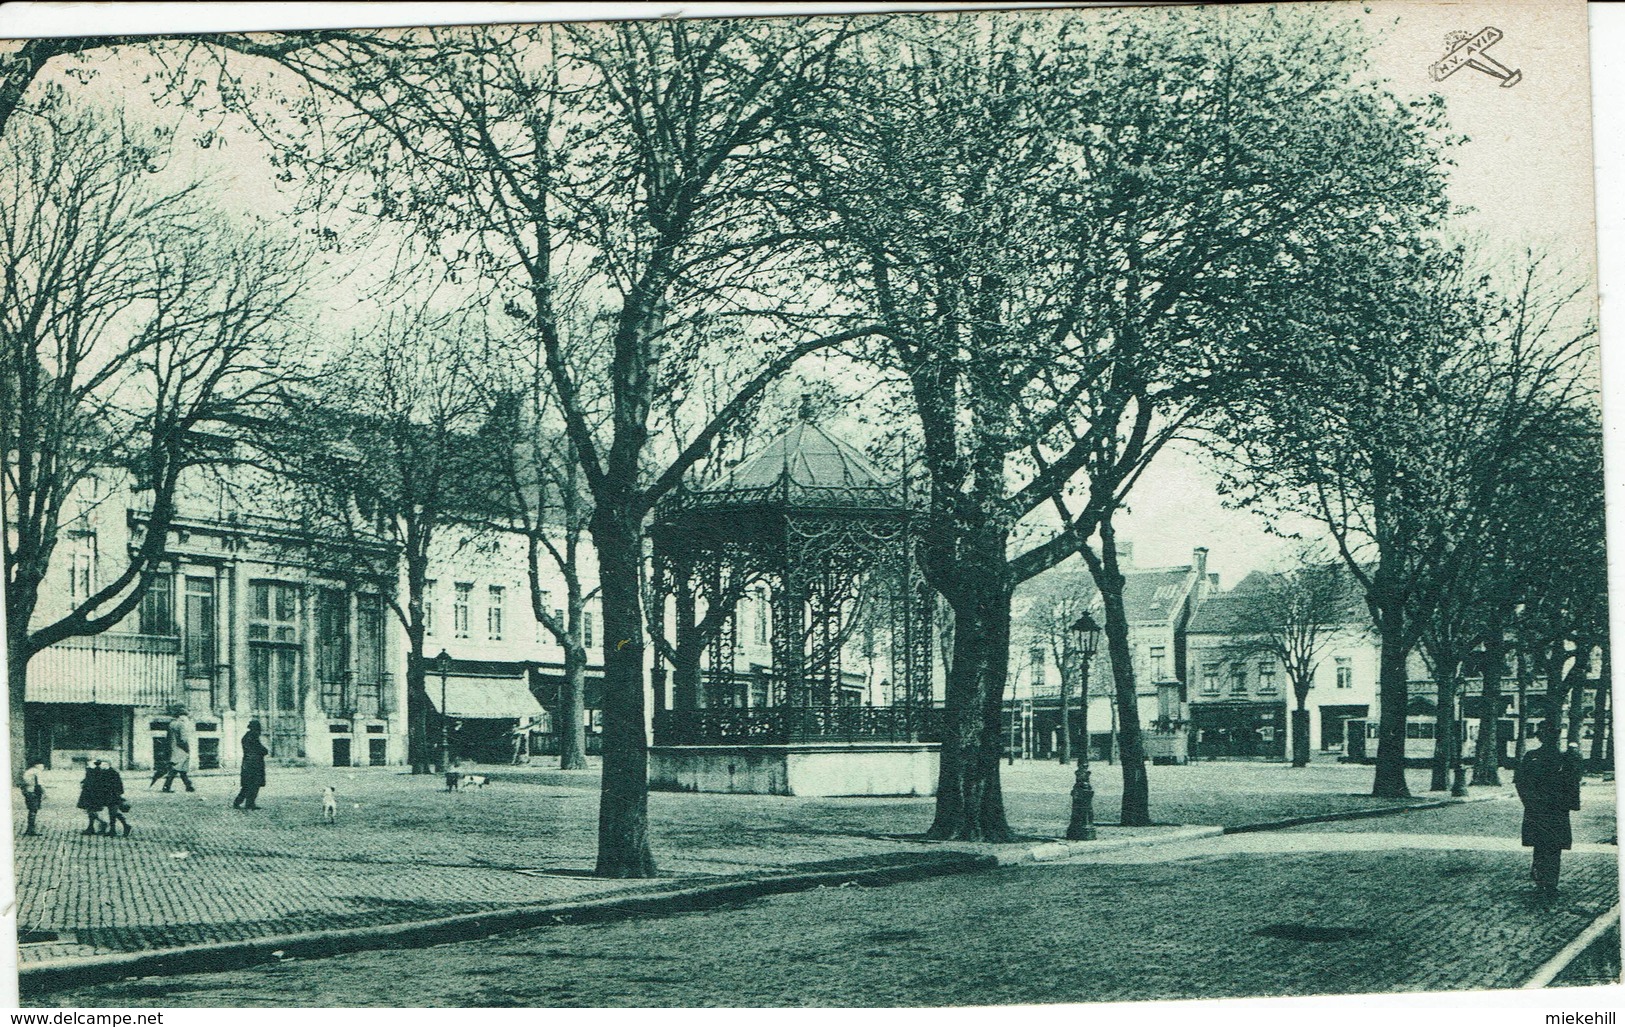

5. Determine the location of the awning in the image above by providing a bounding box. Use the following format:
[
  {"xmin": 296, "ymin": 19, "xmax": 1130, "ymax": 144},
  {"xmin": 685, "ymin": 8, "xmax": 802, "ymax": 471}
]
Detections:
[{"xmin": 427, "ymin": 676, "xmax": 544, "ymax": 720}]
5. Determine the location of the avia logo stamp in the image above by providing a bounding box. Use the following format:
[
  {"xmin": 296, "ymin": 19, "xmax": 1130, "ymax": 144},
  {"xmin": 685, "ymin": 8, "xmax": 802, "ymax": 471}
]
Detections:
[{"xmin": 1430, "ymin": 27, "xmax": 1523, "ymax": 88}]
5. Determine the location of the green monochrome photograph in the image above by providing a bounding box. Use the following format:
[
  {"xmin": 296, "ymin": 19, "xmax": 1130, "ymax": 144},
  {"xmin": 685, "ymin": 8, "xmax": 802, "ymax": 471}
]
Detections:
[{"xmin": 0, "ymin": 0, "xmax": 1615, "ymax": 1014}]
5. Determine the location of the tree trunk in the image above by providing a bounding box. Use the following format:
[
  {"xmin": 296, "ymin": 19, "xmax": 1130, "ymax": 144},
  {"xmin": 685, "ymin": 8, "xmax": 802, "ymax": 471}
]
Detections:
[
  {"xmin": 1371, "ymin": 601, "xmax": 1411, "ymax": 798},
  {"xmin": 405, "ymin": 652, "xmax": 431, "ymax": 775},
  {"xmin": 592, "ymin": 512, "xmax": 657, "ymax": 878},
  {"xmin": 1088, "ymin": 527, "xmax": 1150, "ymax": 827},
  {"xmin": 1472, "ymin": 618, "xmax": 1505, "ymax": 785},
  {"xmin": 1291, "ymin": 686, "xmax": 1311, "ymax": 768},
  {"xmin": 1515, "ymin": 646, "xmax": 1531, "ymax": 761},
  {"xmin": 672, "ymin": 584, "xmax": 702, "ymax": 711},
  {"xmin": 1565, "ymin": 646, "xmax": 1592, "ymax": 746},
  {"xmin": 9, "ymin": 637, "xmax": 30, "ymax": 781},
  {"xmin": 926, "ymin": 586, "xmax": 1014, "ymax": 841},
  {"xmin": 1429, "ymin": 670, "xmax": 1455, "ymax": 792},
  {"xmin": 1590, "ymin": 645, "xmax": 1610, "ymax": 767},
  {"xmin": 559, "ymin": 643, "xmax": 589, "ymax": 770},
  {"xmin": 1058, "ymin": 669, "xmax": 1072, "ymax": 765}
]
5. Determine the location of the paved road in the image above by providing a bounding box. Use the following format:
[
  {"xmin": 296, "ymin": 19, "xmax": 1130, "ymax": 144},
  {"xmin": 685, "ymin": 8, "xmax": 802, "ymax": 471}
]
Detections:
[{"xmin": 34, "ymin": 794, "xmax": 1619, "ymax": 1007}]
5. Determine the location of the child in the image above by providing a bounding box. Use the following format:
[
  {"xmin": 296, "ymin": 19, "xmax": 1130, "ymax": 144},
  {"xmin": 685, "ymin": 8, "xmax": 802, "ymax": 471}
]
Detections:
[
  {"xmin": 75, "ymin": 762, "xmax": 108, "ymax": 836},
  {"xmin": 19, "ymin": 763, "xmax": 44, "ymax": 837},
  {"xmin": 101, "ymin": 762, "xmax": 131, "ymax": 838}
]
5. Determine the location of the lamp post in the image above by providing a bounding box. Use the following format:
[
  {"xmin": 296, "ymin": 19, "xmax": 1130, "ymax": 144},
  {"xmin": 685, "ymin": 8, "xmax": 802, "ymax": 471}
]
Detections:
[
  {"xmin": 1451, "ymin": 666, "xmax": 1469, "ymax": 797},
  {"xmin": 436, "ymin": 648, "xmax": 451, "ymax": 781},
  {"xmin": 1067, "ymin": 611, "xmax": 1102, "ymax": 841}
]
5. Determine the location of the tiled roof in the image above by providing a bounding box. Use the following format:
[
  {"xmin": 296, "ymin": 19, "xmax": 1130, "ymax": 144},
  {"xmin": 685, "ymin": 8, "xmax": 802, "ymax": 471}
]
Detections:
[{"xmin": 1015, "ymin": 565, "xmax": 1198, "ymax": 625}]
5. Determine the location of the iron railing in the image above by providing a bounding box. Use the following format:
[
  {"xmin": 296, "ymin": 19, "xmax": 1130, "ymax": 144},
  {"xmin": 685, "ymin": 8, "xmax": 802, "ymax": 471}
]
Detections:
[{"xmin": 654, "ymin": 705, "xmax": 942, "ymax": 746}]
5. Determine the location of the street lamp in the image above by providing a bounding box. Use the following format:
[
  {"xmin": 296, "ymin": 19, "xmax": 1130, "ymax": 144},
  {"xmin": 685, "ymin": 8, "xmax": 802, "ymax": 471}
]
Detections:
[
  {"xmin": 1067, "ymin": 611, "xmax": 1102, "ymax": 841},
  {"xmin": 436, "ymin": 648, "xmax": 452, "ymax": 782}
]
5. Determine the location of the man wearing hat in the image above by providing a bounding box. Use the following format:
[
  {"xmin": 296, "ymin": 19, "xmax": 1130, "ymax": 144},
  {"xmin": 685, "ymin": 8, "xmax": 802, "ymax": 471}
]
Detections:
[
  {"xmin": 1515, "ymin": 712, "xmax": 1584, "ymax": 897},
  {"xmin": 162, "ymin": 708, "xmax": 197, "ymax": 792}
]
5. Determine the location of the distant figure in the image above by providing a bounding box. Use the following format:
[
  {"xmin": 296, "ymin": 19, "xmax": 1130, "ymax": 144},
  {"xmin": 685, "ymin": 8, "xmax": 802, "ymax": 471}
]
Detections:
[
  {"xmin": 321, "ymin": 785, "xmax": 338, "ymax": 824},
  {"xmin": 162, "ymin": 710, "xmax": 196, "ymax": 792},
  {"xmin": 234, "ymin": 719, "xmax": 269, "ymax": 810},
  {"xmin": 19, "ymin": 762, "xmax": 45, "ymax": 837},
  {"xmin": 100, "ymin": 762, "xmax": 131, "ymax": 837},
  {"xmin": 75, "ymin": 762, "xmax": 109, "ymax": 835},
  {"xmin": 1515, "ymin": 728, "xmax": 1583, "ymax": 897}
]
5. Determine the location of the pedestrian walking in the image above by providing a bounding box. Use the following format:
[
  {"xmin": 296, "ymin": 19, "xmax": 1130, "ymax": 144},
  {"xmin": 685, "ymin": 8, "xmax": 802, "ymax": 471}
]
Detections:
[
  {"xmin": 75, "ymin": 762, "xmax": 110, "ymax": 835},
  {"xmin": 162, "ymin": 709, "xmax": 197, "ymax": 792},
  {"xmin": 1515, "ymin": 725, "xmax": 1583, "ymax": 897},
  {"xmin": 101, "ymin": 762, "xmax": 131, "ymax": 837},
  {"xmin": 234, "ymin": 719, "xmax": 268, "ymax": 810},
  {"xmin": 19, "ymin": 762, "xmax": 45, "ymax": 837}
]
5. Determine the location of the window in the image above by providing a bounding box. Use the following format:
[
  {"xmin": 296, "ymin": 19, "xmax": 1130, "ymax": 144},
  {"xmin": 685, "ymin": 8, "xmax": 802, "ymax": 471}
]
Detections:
[
  {"xmin": 357, "ymin": 595, "xmax": 382, "ymax": 684},
  {"xmin": 315, "ymin": 587, "xmax": 349, "ymax": 687},
  {"xmin": 1335, "ymin": 657, "xmax": 1353, "ymax": 690},
  {"xmin": 1030, "ymin": 646, "xmax": 1046, "ymax": 689},
  {"xmin": 1149, "ymin": 646, "xmax": 1167, "ymax": 683},
  {"xmin": 423, "ymin": 580, "xmax": 437, "ymax": 638},
  {"xmin": 488, "ymin": 585, "xmax": 505, "ymax": 640},
  {"xmin": 1229, "ymin": 663, "xmax": 1247, "ymax": 696},
  {"xmin": 248, "ymin": 582, "xmax": 301, "ymax": 712},
  {"xmin": 584, "ymin": 611, "xmax": 595, "ymax": 649},
  {"xmin": 67, "ymin": 533, "xmax": 97, "ymax": 604},
  {"xmin": 183, "ymin": 577, "xmax": 216, "ymax": 670},
  {"xmin": 1256, "ymin": 662, "xmax": 1277, "ymax": 694},
  {"xmin": 1201, "ymin": 663, "xmax": 1221, "ymax": 696},
  {"xmin": 139, "ymin": 573, "xmax": 176, "ymax": 636},
  {"xmin": 453, "ymin": 583, "xmax": 471, "ymax": 638}
]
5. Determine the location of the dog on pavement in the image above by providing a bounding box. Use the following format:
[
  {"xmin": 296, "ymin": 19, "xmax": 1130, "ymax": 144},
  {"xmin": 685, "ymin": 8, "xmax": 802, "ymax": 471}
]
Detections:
[{"xmin": 321, "ymin": 786, "xmax": 338, "ymax": 823}]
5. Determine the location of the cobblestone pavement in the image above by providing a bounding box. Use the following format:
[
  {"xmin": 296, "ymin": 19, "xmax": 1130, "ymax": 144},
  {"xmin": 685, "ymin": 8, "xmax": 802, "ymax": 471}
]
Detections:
[
  {"xmin": 31, "ymin": 797, "xmax": 1619, "ymax": 1007},
  {"xmin": 8, "ymin": 759, "xmax": 1586, "ymax": 973}
]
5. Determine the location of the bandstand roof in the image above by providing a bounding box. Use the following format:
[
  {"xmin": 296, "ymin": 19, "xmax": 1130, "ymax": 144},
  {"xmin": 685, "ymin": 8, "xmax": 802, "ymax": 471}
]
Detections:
[
  {"xmin": 718, "ymin": 422, "xmax": 888, "ymax": 493},
  {"xmin": 670, "ymin": 421, "xmax": 904, "ymax": 517}
]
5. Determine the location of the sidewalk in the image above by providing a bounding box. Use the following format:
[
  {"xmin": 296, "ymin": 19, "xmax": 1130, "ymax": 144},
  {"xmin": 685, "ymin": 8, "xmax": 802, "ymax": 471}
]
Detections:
[{"xmin": 8, "ymin": 759, "xmax": 1553, "ymax": 986}]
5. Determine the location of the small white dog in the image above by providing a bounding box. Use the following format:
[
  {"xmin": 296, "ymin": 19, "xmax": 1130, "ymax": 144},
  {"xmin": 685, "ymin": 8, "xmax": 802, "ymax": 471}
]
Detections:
[
  {"xmin": 457, "ymin": 774, "xmax": 488, "ymax": 790},
  {"xmin": 321, "ymin": 786, "xmax": 338, "ymax": 823}
]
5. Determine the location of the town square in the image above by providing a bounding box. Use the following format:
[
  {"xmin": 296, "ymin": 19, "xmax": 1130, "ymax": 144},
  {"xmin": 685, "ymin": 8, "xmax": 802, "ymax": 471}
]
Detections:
[{"xmin": 0, "ymin": 0, "xmax": 1617, "ymax": 1013}]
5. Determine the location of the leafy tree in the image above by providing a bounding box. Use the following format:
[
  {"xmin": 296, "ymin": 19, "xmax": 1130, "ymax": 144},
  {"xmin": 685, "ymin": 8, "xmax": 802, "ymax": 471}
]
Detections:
[{"xmin": 812, "ymin": 7, "xmax": 1450, "ymax": 830}]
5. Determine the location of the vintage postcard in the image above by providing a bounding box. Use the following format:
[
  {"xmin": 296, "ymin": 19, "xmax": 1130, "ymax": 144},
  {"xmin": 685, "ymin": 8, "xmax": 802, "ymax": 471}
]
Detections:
[{"xmin": 0, "ymin": 0, "xmax": 1615, "ymax": 1020}]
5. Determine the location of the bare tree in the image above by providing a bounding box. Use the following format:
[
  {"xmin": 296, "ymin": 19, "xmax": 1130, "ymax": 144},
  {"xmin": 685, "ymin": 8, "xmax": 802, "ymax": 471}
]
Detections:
[
  {"xmin": 1225, "ymin": 554, "xmax": 1354, "ymax": 767},
  {"xmin": 0, "ymin": 106, "xmax": 311, "ymax": 776}
]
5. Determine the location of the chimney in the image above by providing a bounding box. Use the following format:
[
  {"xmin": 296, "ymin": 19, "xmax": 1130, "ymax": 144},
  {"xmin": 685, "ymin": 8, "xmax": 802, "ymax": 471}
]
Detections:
[
  {"xmin": 1192, "ymin": 547, "xmax": 1208, "ymax": 578},
  {"xmin": 1117, "ymin": 540, "xmax": 1134, "ymax": 569}
]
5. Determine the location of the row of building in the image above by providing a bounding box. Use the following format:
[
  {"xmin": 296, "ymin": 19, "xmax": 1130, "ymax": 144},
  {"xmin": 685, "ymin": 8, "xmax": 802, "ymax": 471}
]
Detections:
[
  {"xmin": 1003, "ymin": 546, "xmax": 1605, "ymax": 767},
  {"xmin": 21, "ymin": 462, "xmax": 1604, "ymax": 775}
]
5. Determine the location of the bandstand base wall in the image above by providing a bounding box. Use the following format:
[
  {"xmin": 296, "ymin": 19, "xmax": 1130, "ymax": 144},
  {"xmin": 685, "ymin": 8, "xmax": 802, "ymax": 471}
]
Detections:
[{"xmin": 648, "ymin": 743, "xmax": 940, "ymax": 796}]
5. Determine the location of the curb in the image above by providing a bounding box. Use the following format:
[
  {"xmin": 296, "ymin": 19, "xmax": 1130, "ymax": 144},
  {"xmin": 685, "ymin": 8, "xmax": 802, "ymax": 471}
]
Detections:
[
  {"xmin": 1223, "ymin": 792, "xmax": 1502, "ymax": 834},
  {"xmin": 1523, "ymin": 903, "xmax": 1622, "ymax": 990},
  {"xmin": 1020, "ymin": 826, "xmax": 1225, "ymax": 864},
  {"xmin": 18, "ymin": 850, "xmax": 994, "ymax": 995}
]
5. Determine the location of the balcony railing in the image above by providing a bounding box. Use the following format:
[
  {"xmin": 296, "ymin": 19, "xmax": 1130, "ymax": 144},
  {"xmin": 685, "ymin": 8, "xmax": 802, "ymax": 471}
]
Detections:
[
  {"xmin": 654, "ymin": 705, "xmax": 942, "ymax": 746},
  {"xmin": 28, "ymin": 633, "xmax": 182, "ymax": 707}
]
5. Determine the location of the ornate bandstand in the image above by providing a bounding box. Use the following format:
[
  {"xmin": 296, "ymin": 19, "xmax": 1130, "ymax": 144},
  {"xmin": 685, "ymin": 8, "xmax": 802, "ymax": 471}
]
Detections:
[{"xmin": 647, "ymin": 416, "xmax": 941, "ymax": 796}]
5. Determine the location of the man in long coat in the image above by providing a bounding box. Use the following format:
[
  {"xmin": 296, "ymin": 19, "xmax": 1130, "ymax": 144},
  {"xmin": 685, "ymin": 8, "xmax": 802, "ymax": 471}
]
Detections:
[
  {"xmin": 162, "ymin": 709, "xmax": 196, "ymax": 792},
  {"xmin": 234, "ymin": 719, "xmax": 268, "ymax": 810},
  {"xmin": 1515, "ymin": 727, "xmax": 1583, "ymax": 896}
]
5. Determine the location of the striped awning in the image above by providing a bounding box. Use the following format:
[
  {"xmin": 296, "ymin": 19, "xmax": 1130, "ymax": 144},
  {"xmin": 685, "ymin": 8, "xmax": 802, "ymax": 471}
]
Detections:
[{"xmin": 427, "ymin": 676, "xmax": 543, "ymax": 720}]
